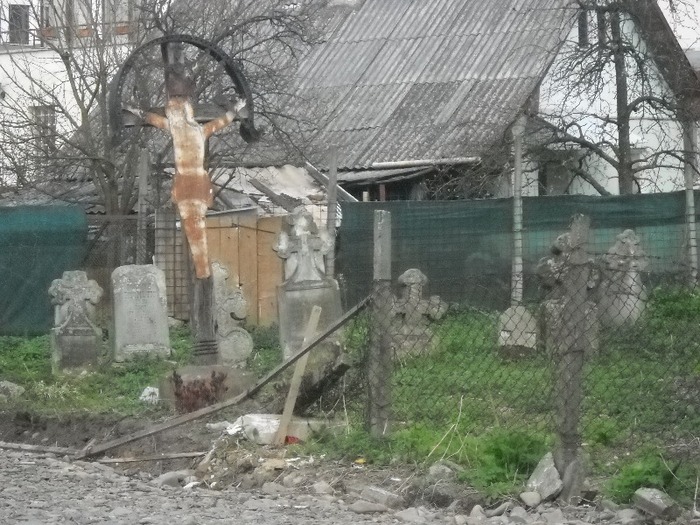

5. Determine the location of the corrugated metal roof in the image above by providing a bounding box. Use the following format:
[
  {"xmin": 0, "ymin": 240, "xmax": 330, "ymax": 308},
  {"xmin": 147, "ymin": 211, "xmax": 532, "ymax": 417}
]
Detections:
[{"xmin": 248, "ymin": 0, "xmax": 578, "ymax": 170}]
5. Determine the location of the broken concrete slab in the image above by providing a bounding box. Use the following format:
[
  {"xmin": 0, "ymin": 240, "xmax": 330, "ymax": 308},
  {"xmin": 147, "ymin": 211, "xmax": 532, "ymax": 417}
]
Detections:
[
  {"xmin": 359, "ymin": 485, "xmax": 404, "ymax": 509},
  {"xmin": 526, "ymin": 452, "xmax": 563, "ymax": 501},
  {"xmin": 223, "ymin": 413, "xmax": 346, "ymax": 445},
  {"xmin": 632, "ymin": 487, "xmax": 681, "ymax": 520}
]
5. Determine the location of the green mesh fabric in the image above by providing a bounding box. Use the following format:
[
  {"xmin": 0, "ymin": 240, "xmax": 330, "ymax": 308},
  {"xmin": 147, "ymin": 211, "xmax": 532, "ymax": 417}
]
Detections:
[
  {"xmin": 0, "ymin": 206, "xmax": 87, "ymax": 335},
  {"xmin": 338, "ymin": 191, "xmax": 694, "ymax": 309}
]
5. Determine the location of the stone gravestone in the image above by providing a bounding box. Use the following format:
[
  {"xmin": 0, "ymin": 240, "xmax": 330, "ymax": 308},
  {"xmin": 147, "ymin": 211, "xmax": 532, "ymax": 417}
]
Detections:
[
  {"xmin": 390, "ymin": 269, "xmax": 447, "ymax": 359},
  {"xmin": 596, "ymin": 229, "xmax": 648, "ymax": 327},
  {"xmin": 273, "ymin": 206, "xmax": 342, "ymax": 360},
  {"xmin": 48, "ymin": 271, "xmax": 103, "ymax": 372},
  {"xmin": 112, "ymin": 265, "xmax": 170, "ymax": 361},
  {"xmin": 498, "ymin": 305, "xmax": 538, "ymax": 359},
  {"xmin": 536, "ymin": 215, "xmax": 596, "ymax": 503},
  {"xmin": 212, "ymin": 261, "xmax": 254, "ymax": 367}
]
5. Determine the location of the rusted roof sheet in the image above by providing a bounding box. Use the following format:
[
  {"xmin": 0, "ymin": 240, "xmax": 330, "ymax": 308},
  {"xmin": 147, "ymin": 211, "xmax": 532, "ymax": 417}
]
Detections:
[{"xmin": 244, "ymin": 0, "xmax": 578, "ymax": 170}]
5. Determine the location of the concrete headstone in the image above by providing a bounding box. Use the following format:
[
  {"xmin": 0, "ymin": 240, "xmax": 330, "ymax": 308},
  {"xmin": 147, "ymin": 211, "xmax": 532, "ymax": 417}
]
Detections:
[
  {"xmin": 498, "ymin": 305, "xmax": 537, "ymax": 358},
  {"xmin": 112, "ymin": 265, "xmax": 170, "ymax": 361},
  {"xmin": 273, "ymin": 206, "xmax": 342, "ymax": 360},
  {"xmin": 597, "ymin": 229, "xmax": 648, "ymax": 327},
  {"xmin": 390, "ymin": 269, "xmax": 447, "ymax": 359},
  {"xmin": 48, "ymin": 270, "xmax": 103, "ymax": 372}
]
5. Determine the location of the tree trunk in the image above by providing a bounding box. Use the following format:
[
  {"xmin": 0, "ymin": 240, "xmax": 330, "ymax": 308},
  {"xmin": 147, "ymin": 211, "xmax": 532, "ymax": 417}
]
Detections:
[{"xmin": 611, "ymin": 11, "xmax": 634, "ymax": 194}]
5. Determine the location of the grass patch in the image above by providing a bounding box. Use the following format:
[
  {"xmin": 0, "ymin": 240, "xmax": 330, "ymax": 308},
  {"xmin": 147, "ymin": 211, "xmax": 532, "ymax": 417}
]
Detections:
[
  {"xmin": 0, "ymin": 326, "xmax": 196, "ymax": 416},
  {"xmin": 606, "ymin": 449, "xmax": 699, "ymax": 505},
  {"xmin": 298, "ymin": 291, "xmax": 699, "ymax": 501}
]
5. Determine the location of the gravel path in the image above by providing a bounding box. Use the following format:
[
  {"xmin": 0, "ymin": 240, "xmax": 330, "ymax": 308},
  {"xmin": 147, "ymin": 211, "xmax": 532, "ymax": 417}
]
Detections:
[
  {"xmin": 2, "ymin": 450, "xmax": 696, "ymax": 525},
  {"xmin": 0, "ymin": 450, "xmax": 397, "ymax": 524}
]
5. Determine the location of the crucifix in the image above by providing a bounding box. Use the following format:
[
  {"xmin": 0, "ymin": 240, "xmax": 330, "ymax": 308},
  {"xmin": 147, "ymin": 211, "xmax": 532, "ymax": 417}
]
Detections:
[
  {"xmin": 123, "ymin": 43, "xmax": 251, "ymax": 279},
  {"xmin": 111, "ymin": 35, "xmax": 260, "ymax": 362}
]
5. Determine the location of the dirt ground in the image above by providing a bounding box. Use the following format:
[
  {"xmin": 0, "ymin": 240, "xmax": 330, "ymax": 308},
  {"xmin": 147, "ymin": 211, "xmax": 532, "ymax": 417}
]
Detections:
[{"xmin": 0, "ymin": 403, "xmax": 484, "ymax": 510}]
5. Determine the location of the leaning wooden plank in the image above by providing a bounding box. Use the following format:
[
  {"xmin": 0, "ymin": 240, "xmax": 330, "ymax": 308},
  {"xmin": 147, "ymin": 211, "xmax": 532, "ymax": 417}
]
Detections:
[
  {"xmin": 274, "ymin": 306, "xmax": 322, "ymax": 445},
  {"xmin": 96, "ymin": 451, "xmax": 206, "ymax": 464},
  {"xmin": 75, "ymin": 295, "xmax": 371, "ymax": 460},
  {"xmin": 304, "ymin": 161, "xmax": 358, "ymax": 203},
  {"xmin": 0, "ymin": 441, "xmax": 78, "ymax": 456}
]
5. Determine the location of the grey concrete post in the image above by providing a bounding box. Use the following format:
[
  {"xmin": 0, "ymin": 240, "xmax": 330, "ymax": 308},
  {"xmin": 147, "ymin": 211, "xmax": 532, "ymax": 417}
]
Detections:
[{"xmin": 368, "ymin": 210, "xmax": 392, "ymax": 438}]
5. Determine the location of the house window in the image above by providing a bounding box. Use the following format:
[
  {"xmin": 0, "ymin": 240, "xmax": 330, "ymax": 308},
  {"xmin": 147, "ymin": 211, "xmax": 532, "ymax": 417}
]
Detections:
[
  {"xmin": 577, "ymin": 10, "xmax": 589, "ymax": 47},
  {"xmin": 30, "ymin": 105, "xmax": 57, "ymax": 155},
  {"xmin": 8, "ymin": 4, "xmax": 30, "ymax": 45}
]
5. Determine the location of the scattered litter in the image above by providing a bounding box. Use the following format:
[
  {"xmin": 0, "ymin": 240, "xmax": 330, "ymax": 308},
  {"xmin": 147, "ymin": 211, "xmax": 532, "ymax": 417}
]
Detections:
[{"xmin": 139, "ymin": 387, "xmax": 160, "ymax": 404}]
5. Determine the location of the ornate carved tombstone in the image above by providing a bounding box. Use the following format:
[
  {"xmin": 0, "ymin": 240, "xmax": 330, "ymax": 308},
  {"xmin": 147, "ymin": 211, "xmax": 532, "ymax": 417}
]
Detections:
[
  {"xmin": 389, "ymin": 269, "xmax": 447, "ymax": 359},
  {"xmin": 273, "ymin": 206, "xmax": 342, "ymax": 360},
  {"xmin": 48, "ymin": 271, "xmax": 103, "ymax": 372},
  {"xmin": 596, "ymin": 229, "xmax": 648, "ymax": 327},
  {"xmin": 212, "ymin": 261, "xmax": 254, "ymax": 367},
  {"xmin": 537, "ymin": 218, "xmax": 599, "ymax": 356}
]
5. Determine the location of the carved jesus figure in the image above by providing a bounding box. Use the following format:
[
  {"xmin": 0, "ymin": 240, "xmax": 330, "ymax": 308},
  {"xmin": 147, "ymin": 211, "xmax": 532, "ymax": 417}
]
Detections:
[{"xmin": 126, "ymin": 69, "xmax": 248, "ymax": 279}]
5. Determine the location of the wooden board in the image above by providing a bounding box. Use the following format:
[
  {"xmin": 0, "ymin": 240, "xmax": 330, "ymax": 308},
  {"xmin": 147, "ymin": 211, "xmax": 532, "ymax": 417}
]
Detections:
[
  {"xmin": 257, "ymin": 216, "xmax": 284, "ymax": 326},
  {"xmin": 274, "ymin": 305, "xmax": 321, "ymax": 445}
]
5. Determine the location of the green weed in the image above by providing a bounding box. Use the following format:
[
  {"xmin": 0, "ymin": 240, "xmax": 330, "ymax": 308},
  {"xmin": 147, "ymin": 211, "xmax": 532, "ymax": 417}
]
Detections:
[
  {"xmin": 606, "ymin": 449, "xmax": 699, "ymax": 505},
  {"xmin": 246, "ymin": 324, "xmax": 282, "ymax": 377}
]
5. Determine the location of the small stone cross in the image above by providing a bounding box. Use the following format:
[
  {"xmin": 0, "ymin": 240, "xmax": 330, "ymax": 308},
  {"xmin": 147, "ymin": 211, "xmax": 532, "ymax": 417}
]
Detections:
[{"xmin": 48, "ymin": 271, "xmax": 103, "ymax": 329}]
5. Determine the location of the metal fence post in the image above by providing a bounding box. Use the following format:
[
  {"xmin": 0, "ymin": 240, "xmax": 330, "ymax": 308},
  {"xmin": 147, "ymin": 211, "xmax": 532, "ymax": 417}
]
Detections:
[{"xmin": 368, "ymin": 210, "xmax": 392, "ymax": 438}]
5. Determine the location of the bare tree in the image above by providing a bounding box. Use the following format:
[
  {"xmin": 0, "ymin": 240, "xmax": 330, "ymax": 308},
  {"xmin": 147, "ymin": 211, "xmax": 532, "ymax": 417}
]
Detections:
[
  {"xmin": 531, "ymin": 0, "xmax": 699, "ymax": 196},
  {"xmin": 0, "ymin": 0, "xmax": 326, "ymax": 214}
]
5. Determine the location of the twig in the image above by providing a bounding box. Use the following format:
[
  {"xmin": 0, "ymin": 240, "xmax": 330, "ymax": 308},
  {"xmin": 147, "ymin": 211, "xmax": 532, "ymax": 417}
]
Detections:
[
  {"xmin": 0, "ymin": 441, "xmax": 78, "ymax": 455},
  {"xmin": 96, "ymin": 451, "xmax": 207, "ymax": 464},
  {"xmin": 426, "ymin": 395, "xmax": 464, "ymax": 460}
]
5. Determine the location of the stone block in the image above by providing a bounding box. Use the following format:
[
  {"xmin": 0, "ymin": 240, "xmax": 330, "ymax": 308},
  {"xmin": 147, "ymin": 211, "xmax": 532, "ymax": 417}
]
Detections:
[
  {"xmin": 277, "ymin": 279, "xmax": 342, "ymax": 360},
  {"xmin": 632, "ymin": 488, "xmax": 681, "ymax": 520}
]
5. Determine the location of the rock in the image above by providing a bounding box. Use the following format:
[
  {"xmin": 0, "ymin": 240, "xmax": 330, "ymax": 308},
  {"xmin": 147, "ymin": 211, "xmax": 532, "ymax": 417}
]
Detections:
[
  {"xmin": 282, "ymin": 473, "xmax": 304, "ymax": 488},
  {"xmin": 360, "ymin": 485, "xmax": 404, "ymax": 509},
  {"xmin": 428, "ymin": 462, "xmax": 456, "ymax": 481},
  {"xmin": 520, "ymin": 491, "xmax": 542, "ymax": 507},
  {"xmin": 312, "ymin": 480, "xmax": 334, "ymax": 495},
  {"xmin": 454, "ymin": 515, "xmax": 468, "ymax": 525},
  {"xmin": 0, "ymin": 380, "xmax": 25, "ymax": 399},
  {"xmin": 614, "ymin": 507, "xmax": 644, "ymax": 525},
  {"xmin": 509, "ymin": 506, "xmax": 529, "ymax": 524},
  {"xmin": 485, "ymin": 501, "xmax": 514, "ymax": 518},
  {"xmin": 470, "ymin": 505, "xmax": 486, "ymax": 518},
  {"xmin": 139, "ymin": 386, "xmax": 160, "ymax": 404},
  {"xmin": 395, "ymin": 506, "xmax": 435, "ymax": 523},
  {"xmin": 152, "ymin": 469, "xmax": 196, "ymax": 488},
  {"xmin": 348, "ymin": 500, "xmax": 390, "ymax": 514},
  {"xmin": 261, "ymin": 481, "xmax": 288, "ymax": 496},
  {"xmin": 540, "ymin": 508, "xmax": 565, "ymax": 524},
  {"xmin": 260, "ymin": 458, "xmax": 287, "ymax": 471},
  {"xmin": 526, "ymin": 452, "xmax": 563, "ymax": 501},
  {"xmin": 632, "ymin": 487, "xmax": 681, "ymax": 520}
]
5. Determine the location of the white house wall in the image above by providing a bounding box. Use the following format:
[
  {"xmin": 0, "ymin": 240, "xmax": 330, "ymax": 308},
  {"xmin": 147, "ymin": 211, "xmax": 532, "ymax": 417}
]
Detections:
[{"xmin": 538, "ymin": 11, "xmax": 687, "ymax": 195}]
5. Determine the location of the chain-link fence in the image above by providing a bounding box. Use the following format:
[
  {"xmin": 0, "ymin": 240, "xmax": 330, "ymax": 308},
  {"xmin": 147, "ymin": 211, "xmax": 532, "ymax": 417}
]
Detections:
[{"xmin": 330, "ymin": 202, "xmax": 699, "ymax": 494}]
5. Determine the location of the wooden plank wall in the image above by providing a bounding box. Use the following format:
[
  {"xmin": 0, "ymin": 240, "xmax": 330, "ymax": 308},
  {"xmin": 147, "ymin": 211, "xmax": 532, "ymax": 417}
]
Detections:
[{"xmin": 206, "ymin": 210, "xmax": 284, "ymax": 326}]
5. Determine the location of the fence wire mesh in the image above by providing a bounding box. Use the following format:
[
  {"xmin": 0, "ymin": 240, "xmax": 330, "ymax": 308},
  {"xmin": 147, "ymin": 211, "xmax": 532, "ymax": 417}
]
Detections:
[{"xmin": 331, "ymin": 202, "xmax": 699, "ymax": 483}]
